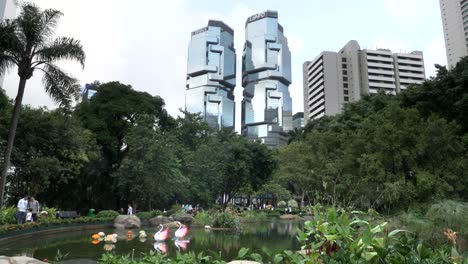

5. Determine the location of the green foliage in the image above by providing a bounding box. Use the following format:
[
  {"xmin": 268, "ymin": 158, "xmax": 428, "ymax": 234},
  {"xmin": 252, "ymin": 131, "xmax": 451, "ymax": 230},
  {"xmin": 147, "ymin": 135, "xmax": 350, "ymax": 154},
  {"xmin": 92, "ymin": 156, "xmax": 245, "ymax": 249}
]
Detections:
[
  {"xmin": 239, "ymin": 210, "xmax": 268, "ymax": 222},
  {"xmin": 193, "ymin": 211, "xmax": 213, "ymax": 226},
  {"xmin": 0, "ymin": 216, "xmax": 114, "ymax": 235},
  {"xmin": 135, "ymin": 210, "xmax": 162, "ymax": 220},
  {"xmin": 0, "ymin": 206, "xmax": 16, "ymax": 225},
  {"xmin": 287, "ymin": 199, "xmax": 298, "ymax": 208},
  {"xmin": 99, "ymin": 251, "xmax": 226, "ymax": 264},
  {"xmin": 277, "ymin": 201, "xmax": 287, "ymax": 208},
  {"xmin": 42, "ymin": 207, "xmax": 57, "ymax": 219},
  {"xmin": 96, "ymin": 210, "xmax": 119, "ymax": 218},
  {"xmin": 212, "ymin": 211, "xmax": 238, "ymax": 229},
  {"xmin": 426, "ymin": 200, "xmax": 468, "ymax": 234}
]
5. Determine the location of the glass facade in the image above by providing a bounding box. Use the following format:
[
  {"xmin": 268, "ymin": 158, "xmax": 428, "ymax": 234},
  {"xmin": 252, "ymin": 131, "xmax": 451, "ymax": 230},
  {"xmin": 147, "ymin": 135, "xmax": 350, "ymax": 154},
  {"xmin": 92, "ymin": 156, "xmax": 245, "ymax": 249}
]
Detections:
[
  {"xmin": 241, "ymin": 11, "xmax": 292, "ymax": 147},
  {"xmin": 185, "ymin": 20, "xmax": 236, "ymax": 130}
]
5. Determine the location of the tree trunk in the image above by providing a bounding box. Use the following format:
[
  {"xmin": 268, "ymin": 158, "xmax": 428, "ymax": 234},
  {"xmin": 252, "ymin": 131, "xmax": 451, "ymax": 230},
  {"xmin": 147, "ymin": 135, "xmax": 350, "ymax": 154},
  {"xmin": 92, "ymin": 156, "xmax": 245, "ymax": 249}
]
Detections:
[{"xmin": 0, "ymin": 78, "xmax": 27, "ymax": 209}]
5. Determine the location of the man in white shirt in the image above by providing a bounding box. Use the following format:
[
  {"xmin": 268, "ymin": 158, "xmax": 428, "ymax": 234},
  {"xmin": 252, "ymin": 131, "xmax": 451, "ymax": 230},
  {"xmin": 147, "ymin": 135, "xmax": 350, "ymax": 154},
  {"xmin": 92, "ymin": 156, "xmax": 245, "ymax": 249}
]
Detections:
[{"xmin": 16, "ymin": 196, "xmax": 29, "ymax": 224}]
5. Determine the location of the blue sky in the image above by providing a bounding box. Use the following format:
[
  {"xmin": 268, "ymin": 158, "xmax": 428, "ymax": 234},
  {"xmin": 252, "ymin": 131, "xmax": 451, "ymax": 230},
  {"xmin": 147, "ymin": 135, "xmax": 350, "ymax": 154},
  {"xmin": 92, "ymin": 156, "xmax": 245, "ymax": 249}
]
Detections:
[{"xmin": 3, "ymin": 0, "xmax": 446, "ymax": 131}]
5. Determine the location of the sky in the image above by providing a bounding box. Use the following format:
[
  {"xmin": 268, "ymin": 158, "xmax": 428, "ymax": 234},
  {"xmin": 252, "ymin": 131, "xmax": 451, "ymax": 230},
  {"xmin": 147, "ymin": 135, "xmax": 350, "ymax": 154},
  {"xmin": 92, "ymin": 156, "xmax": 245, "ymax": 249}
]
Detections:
[{"xmin": 2, "ymin": 0, "xmax": 446, "ymax": 131}]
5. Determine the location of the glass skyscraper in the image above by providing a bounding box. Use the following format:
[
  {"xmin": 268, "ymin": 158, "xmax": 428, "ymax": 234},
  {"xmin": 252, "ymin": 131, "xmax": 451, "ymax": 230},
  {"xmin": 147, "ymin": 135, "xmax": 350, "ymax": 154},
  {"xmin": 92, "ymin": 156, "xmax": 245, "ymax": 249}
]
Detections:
[
  {"xmin": 185, "ymin": 20, "xmax": 236, "ymax": 130},
  {"xmin": 242, "ymin": 10, "xmax": 292, "ymax": 147}
]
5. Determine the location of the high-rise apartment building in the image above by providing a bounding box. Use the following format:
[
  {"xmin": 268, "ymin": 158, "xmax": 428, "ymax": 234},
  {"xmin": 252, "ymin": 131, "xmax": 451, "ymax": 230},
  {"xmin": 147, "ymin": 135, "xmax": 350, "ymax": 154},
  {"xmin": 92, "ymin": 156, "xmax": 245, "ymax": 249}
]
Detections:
[
  {"xmin": 439, "ymin": 0, "xmax": 468, "ymax": 68},
  {"xmin": 0, "ymin": 0, "xmax": 15, "ymax": 87},
  {"xmin": 185, "ymin": 20, "xmax": 236, "ymax": 130},
  {"xmin": 303, "ymin": 40, "xmax": 425, "ymax": 121},
  {"xmin": 242, "ymin": 10, "xmax": 292, "ymax": 147}
]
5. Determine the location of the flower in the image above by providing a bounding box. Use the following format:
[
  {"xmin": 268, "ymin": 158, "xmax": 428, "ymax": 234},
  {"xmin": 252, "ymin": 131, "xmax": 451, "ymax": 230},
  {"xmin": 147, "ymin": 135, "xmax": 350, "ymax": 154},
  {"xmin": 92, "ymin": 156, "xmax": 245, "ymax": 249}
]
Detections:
[{"xmin": 443, "ymin": 229, "xmax": 458, "ymax": 245}]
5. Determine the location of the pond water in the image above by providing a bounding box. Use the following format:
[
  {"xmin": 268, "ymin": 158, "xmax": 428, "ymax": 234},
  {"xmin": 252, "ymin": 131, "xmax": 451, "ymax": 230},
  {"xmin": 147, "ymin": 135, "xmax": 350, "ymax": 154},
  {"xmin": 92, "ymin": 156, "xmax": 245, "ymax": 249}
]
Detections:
[{"xmin": 0, "ymin": 220, "xmax": 302, "ymax": 263}]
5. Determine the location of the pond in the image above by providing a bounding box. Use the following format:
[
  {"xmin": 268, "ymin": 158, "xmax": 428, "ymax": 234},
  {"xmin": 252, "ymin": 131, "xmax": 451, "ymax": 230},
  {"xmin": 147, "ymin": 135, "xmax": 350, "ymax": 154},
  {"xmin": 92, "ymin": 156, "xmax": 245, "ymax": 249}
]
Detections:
[{"xmin": 0, "ymin": 220, "xmax": 303, "ymax": 263}]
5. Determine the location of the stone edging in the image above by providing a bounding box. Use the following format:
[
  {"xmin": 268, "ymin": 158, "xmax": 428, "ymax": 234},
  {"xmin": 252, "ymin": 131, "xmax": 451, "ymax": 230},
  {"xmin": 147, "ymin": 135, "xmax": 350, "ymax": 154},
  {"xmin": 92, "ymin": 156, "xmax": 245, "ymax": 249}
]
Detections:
[{"xmin": 0, "ymin": 223, "xmax": 112, "ymax": 244}]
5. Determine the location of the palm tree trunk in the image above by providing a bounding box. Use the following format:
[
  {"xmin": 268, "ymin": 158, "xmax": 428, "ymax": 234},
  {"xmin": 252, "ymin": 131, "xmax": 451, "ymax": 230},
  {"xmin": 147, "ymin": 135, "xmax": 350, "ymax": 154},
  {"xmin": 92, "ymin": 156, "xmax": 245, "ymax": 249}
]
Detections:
[{"xmin": 0, "ymin": 78, "xmax": 27, "ymax": 209}]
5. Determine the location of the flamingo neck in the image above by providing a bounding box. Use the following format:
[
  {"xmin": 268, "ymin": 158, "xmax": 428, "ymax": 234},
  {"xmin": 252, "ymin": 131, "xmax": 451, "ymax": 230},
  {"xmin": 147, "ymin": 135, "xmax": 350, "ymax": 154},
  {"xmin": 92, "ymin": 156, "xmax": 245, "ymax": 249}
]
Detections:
[
  {"xmin": 158, "ymin": 225, "xmax": 163, "ymax": 233},
  {"xmin": 177, "ymin": 223, "xmax": 183, "ymax": 231}
]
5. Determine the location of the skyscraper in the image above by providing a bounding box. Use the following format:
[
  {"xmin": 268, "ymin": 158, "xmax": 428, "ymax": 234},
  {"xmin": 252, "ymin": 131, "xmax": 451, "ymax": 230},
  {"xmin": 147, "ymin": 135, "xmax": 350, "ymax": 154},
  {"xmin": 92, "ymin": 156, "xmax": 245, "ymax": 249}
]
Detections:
[
  {"xmin": 439, "ymin": 0, "xmax": 468, "ymax": 68},
  {"xmin": 185, "ymin": 20, "xmax": 236, "ymax": 130},
  {"xmin": 0, "ymin": 0, "xmax": 15, "ymax": 87},
  {"xmin": 303, "ymin": 40, "xmax": 425, "ymax": 121},
  {"xmin": 242, "ymin": 10, "xmax": 292, "ymax": 148}
]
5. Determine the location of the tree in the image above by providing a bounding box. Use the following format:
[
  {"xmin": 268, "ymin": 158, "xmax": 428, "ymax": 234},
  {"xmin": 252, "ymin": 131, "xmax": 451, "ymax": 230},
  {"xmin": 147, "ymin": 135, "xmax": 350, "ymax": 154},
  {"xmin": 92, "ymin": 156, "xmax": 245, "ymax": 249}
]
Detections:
[
  {"xmin": 113, "ymin": 116, "xmax": 185, "ymax": 210},
  {"xmin": 2, "ymin": 107, "xmax": 98, "ymax": 209},
  {"xmin": 76, "ymin": 81, "xmax": 173, "ymax": 209},
  {"xmin": 0, "ymin": 3, "xmax": 85, "ymax": 208}
]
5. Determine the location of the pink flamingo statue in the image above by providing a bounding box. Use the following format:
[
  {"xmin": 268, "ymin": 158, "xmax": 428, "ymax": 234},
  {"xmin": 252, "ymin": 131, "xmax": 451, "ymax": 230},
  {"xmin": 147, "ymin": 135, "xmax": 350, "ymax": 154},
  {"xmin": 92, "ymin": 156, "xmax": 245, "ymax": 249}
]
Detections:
[
  {"xmin": 174, "ymin": 221, "xmax": 189, "ymax": 239},
  {"xmin": 154, "ymin": 224, "xmax": 169, "ymax": 241}
]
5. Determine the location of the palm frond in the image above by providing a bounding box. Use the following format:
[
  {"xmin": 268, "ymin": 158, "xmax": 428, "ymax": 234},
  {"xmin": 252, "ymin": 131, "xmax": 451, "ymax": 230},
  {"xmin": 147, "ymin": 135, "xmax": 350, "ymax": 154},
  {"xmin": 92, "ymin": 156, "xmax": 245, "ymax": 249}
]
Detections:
[
  {"xmin": 35, "ymin": 37, "xmax": 85, "ymax": 68},
  {"xmin": 0, "ymin": 20, "xmax": 23, "ymax": 62},
  {"xmin": 16, "ymin": 3, "xmax": 63, "ymax": 50},
  {"xmin": 41, "ymin": 63, "xmax": 81, "ymax": 109}
]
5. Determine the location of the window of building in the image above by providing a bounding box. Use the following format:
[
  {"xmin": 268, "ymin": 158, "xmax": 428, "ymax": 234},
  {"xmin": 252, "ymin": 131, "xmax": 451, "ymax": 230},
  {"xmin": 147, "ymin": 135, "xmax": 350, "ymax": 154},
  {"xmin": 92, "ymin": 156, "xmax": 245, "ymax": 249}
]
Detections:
[
  {"xmin": 342, "ymin": 58, "xmax": 347, "ymax": 62},
  {"xmin": 343, "ymin": 83, "xmax": 348, "ymax": 88},
  {"xmin": 343, "ymin": 77, "xmax": 348, "ymax": 82},
  {"xmin": 342, "ymin": 70, "xmax": 347, "ymax": 75},
  {"xmin": 342, "ymin": 64, "xmax": 347, "ymax": 69},
  {"xmin": 344, "ymin": 96, "xmax": 349, "ymax": 102},
  {"xmin": 344, "ymin": 90, "xmax": 349, "ymax": 95}
]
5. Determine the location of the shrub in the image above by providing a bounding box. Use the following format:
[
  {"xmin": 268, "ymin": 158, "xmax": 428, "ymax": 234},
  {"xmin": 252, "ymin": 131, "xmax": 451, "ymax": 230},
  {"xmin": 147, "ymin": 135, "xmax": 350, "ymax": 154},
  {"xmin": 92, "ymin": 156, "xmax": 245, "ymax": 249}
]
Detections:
[
  {"xmin": 287, "ymin": 199, "xmax": 298, "ymax": 208},
  {"xmin": 136, "ymin": 210, "xmax": 162, "ymax": 220},
  {"xmin": 41, "ymin": 207, "xmax": 57, "ymax": 218},
  {"xmin": 240, "ymin": 211, "xmax": 268, "ymax": 222},
  {"xmin": 212, "ymin": 212, "xmax": 237, "ymax": 229},
  {"xmin": 0, "ymin": 206, "xmax": 17, "ymax": 225},
  {"xmin": 96, "ymin": 210, "xmax": 119, "ymax": 218},
  {"xmin": 277, "ymin": 200, "xmax": 287, "ymax": 208},
  {"xmin": 426, "ymin": 200, "xmax": 468, "ymax": 233},
  {"xmin": 193, "ymin": 211, "xmax": 213, "ymax": 226}
]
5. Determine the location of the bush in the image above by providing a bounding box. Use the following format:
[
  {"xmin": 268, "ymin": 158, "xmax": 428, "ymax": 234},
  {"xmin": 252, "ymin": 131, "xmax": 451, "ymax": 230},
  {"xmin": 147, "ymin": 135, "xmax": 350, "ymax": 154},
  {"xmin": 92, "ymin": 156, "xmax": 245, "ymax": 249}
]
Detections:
[
  {"xmin": 42, "ymin": 207, "xmax": 57, "ymax": 218},
  {"xmin": 240, "ymin": 211, "xmax": 268, "ymax": 222},
  {"xmin": 96, "ymin": 210, "xmax": 119, "ymax": 218},
  {"xmin": 136, "ymin": 210, "xmax": 162, "ymax": 220},
  {"xmin": 193, "ymin": 211, "xmax": 213, "ymax": 226},
  {"xmin": 277, "ymin": 200, "xmax": 287, "ymax": 208},
  {"xmin": 426, "ymin": 200, "xmax": 468, "ymax": 234},
  {"xmin": 212, "ymin": 212, "xmax": 237, "ymax": 229},
  {"xmin": 0, "ymin": 206, "xmax": 17, "ymax": 225},
  {"xmin": 287, "ymin": 199, "xmax": 298, "ymax": 208}
]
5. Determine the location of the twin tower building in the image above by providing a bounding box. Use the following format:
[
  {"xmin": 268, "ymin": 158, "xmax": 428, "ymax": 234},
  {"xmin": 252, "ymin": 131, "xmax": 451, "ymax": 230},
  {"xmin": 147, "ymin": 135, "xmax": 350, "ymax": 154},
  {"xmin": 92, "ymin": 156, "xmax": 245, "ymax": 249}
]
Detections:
[{"xmin": 185, "ymin": 11, "xmax": 292, "ymax": 148}]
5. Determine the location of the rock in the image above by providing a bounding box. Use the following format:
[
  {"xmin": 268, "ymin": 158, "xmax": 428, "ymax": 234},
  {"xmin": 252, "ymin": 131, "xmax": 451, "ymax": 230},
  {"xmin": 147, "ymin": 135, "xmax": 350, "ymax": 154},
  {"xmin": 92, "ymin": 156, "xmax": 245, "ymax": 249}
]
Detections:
[
  {"xmin": 113, "ymin": 215, "xmax": 141, "ymax": 229},
  {"xmin": 0, "ymin": 256, "xmax": 48, "ymax": 264},
  {"xmin": 149, "ymin": 216, "xmax": 172, "ymax": 226},
  {"xmin": 279, "ymin": 214, "xmax": 301, "ymax": 220},
  {"xmin": 173, "ymin": 214, "xmax": 193, "ymax": 225},
  {"xmin": 227, "ymin": 261, "xmax": 261, "ymax": 264}
]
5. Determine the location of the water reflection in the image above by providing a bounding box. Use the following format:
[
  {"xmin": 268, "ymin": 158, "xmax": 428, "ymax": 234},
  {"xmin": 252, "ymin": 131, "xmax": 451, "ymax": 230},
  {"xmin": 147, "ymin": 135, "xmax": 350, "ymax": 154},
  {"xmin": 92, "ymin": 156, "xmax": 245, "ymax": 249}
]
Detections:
[
  {"xmin": 0, "ymin": 220, "xmax": 303, "ymax": 261},
  {"xmin": 153, "ymin": 242, "xmax": 168, "ymax": 254}
]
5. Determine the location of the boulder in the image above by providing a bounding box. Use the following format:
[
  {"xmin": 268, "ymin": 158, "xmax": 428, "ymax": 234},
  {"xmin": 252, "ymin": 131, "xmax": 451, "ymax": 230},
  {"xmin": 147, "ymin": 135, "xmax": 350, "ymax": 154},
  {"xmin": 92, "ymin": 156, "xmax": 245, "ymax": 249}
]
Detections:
[
  {"xmin": 149, "ymin": 216, "xmax": 172, "ymax": 227},
  {"xmin": 0, "ymin": 256, "xmax": 48, "ymax": 264},
  {"xmin": 173, "ymin": 214, "xmax": 193, "ymax": 225},
  {"xmin": 113, "ymin": 215, "xmax": 141, "ymax": 229}
]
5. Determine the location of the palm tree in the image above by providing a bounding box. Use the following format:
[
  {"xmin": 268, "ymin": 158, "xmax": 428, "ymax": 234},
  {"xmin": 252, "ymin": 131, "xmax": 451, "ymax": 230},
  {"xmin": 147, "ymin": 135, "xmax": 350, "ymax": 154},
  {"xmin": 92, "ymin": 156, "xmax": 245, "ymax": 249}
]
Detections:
[{"xmin": 0, "ymin": 3, "xmax": 85, "ymax": 208}]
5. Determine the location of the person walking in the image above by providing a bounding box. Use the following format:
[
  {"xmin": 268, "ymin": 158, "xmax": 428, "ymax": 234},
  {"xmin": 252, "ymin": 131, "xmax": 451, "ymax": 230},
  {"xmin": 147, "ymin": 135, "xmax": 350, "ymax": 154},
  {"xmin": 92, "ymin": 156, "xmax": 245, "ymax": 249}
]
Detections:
[
  {"xmin": 127, "ymin": 204, "xmax": 133, "ymax": 215},
  {"xmin": 16, "ymin": 196, "xmax": 29, "ymax": 224},
  {"xmin": 28, "ymin": 197, "xmax": 40, "ymax": 222}
]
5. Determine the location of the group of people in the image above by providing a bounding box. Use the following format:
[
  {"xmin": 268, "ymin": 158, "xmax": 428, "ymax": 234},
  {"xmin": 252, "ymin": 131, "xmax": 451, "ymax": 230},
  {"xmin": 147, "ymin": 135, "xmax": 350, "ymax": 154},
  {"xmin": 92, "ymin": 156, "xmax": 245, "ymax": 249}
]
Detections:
[{"xmin": 16, "ymin": 196, "xmax": 40, "ymax": 224}]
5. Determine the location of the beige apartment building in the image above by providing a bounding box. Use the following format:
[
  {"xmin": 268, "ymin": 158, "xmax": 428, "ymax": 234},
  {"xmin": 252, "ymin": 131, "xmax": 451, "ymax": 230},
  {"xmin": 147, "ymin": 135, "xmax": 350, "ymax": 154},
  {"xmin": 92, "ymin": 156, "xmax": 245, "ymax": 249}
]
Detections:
[
  {"xmin": 439, "ymin": 0, "xmax": 468, "ymax": 68},
  {"xmin": 303, "ymin": 41, "xmax": 425, "ymax": 121}
]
